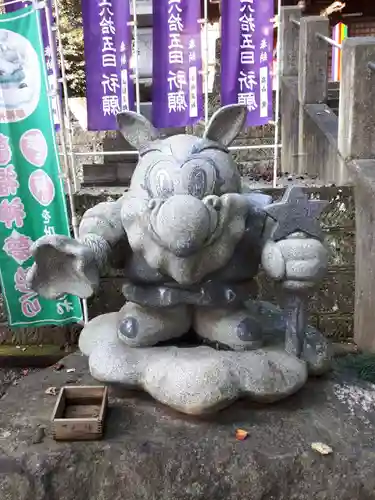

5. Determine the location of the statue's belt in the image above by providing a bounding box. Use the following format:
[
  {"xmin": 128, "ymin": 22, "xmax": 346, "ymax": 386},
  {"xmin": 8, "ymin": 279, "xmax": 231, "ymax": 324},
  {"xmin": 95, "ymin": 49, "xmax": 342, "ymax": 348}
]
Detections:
[{"xmin": 121, "ymin": 280, "xmax": 258, "ymax": 308}]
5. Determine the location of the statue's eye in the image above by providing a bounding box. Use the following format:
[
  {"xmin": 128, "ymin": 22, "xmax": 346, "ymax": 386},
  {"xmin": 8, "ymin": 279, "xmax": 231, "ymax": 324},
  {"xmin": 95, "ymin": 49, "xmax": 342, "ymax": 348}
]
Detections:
[
  {"xmin": 144, "ymin": 160, "xmax": 175, "ymax": 199},
  {"xmin": 155, "ymin": 169, "xmax": 174, "ymax": 198},
  {"xmin": 187, "ymin": 166, "xmax": 207, "ymax": 199},
  {"xmin": 179, "ymin": 158, "xmax": 217, "ymax": 199}
]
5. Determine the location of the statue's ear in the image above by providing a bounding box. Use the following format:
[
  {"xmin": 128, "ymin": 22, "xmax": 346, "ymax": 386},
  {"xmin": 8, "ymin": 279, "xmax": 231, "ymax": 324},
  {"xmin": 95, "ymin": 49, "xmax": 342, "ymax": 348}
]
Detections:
[
  {"xmin": 203, "ymin": 104, "xmax": 247, "ymax": 147},
  {"xmin": 116, "ymin": 111, "xmax": 160, "ymax": 149}
]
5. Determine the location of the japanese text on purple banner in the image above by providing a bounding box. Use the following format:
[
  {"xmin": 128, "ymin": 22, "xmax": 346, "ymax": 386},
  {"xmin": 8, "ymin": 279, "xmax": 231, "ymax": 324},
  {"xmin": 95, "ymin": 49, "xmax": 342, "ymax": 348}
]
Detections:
[
  {"xmin": 100, "ymin": 0, "xmax": 120, "ymax": 117},
  {"xmin": 238, "ymin": 0, "xmax": 270, "ymax": 118},
  {"xmin": 167, "ymin": 0, "xmax": 198, "ymax": 117},
  {"xmin": 99, "ymin": 0, "xmax": 129, "ymax": 117}
]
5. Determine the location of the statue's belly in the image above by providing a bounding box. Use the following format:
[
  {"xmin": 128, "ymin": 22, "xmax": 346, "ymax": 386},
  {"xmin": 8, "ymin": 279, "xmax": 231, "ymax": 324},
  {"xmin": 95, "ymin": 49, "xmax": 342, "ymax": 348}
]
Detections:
[{"xmin": 122, "ymin": 244, "xmax": 260, "ymax": 307}]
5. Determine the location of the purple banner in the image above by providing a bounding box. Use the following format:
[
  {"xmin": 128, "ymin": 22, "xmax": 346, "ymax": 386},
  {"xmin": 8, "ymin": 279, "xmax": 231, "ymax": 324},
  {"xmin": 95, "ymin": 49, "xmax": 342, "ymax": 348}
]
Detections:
[
  {"xmin": 221, "ymin": 0, "xmax": 274, "ymax": 126},
  {"xmin": 5, "ymin": 0, "xmax": 60, "ymax": 129},
  {"xmin": 82, "ymin": 0, "xmax": 134, "ymax": 131},
  {"xmin": 152, "ymin": 0, "xmax": 203, "ymax": 128}
]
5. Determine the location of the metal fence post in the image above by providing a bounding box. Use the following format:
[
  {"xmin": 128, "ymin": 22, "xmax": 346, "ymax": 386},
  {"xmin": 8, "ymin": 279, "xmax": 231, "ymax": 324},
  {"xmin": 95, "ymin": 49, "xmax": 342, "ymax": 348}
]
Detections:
[{"xmin": 280, "ymin": 6, "xmax": 301, "ymax": 174}]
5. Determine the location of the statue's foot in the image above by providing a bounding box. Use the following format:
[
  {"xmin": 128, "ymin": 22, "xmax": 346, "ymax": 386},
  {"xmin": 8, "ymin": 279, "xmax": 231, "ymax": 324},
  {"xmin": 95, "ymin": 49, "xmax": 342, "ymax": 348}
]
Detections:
[
  {"xmin": 117, "ymin": 301, "xmax": 192, "ymax": 347},
  {"xmin": 79, "ymin": 312, "xmax": 308, "ymax": 415},
  {"xmin": 193, "ymin": 306, "xmax": 262, "ymax": 351}
]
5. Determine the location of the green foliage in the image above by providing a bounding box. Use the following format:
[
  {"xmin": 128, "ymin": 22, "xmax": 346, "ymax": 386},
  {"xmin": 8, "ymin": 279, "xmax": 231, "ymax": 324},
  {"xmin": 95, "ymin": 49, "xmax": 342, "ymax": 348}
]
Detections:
[
  {"xmin": 57, "ymin": 0, "xmax": 85, "ymax": 97},
  {"xmin": 337, "ymin": 353, "xmax": 375, "ymax": 383}
]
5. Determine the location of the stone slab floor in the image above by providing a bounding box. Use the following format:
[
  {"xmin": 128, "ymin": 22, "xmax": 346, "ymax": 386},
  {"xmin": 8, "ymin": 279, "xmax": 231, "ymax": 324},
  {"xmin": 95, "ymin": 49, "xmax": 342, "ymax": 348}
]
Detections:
[{"xmin": 0, "ymin": 353, "xmax": 375, "ymax": 499}]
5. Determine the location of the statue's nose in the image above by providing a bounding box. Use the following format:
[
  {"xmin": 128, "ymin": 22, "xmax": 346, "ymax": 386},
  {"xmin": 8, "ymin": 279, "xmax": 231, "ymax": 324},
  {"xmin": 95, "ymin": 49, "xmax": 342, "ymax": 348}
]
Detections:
[{"xmin": 150, "ymin": 195, "xmax": 211, "ymax": 256}]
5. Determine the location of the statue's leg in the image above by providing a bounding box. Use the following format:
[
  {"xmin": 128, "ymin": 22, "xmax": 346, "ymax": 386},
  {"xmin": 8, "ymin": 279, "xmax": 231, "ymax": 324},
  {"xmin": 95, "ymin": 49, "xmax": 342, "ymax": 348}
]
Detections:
[
  {"xmin": 193, "ymin": 306, "xmax": 263, "ymax": 351},
  {"xmin": 117, "ymin": 301, "xmax": 192, "ymax": 347}
]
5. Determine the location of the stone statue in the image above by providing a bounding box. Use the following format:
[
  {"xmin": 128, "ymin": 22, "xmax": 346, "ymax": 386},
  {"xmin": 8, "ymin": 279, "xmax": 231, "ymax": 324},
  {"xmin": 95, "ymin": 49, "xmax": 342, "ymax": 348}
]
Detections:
[{"xmin": 27, "ymin": 104, "xmax": 331, "ymax": 415}]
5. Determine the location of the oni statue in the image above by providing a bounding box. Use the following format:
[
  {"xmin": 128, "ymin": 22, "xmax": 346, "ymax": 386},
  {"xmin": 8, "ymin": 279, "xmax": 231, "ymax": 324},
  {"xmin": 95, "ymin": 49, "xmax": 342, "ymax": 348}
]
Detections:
[
  {"xmin": 0, "ymin": 31, "xmax": 28, "ymax": 91},
  {"xmin": 28, "ymin": 104, "xmax": 331, "ymax": 415}
]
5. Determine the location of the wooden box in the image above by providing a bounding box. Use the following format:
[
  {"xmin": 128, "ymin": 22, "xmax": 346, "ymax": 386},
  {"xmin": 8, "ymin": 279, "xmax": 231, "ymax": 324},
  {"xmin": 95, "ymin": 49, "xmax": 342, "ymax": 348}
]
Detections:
[{"xmin": 51, "ymin": 386, "xmax": 108, "ymax": 441}]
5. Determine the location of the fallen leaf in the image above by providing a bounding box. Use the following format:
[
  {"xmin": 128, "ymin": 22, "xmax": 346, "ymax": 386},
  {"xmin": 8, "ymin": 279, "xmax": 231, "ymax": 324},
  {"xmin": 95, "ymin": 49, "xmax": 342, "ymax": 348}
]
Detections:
[
  {"xmin": 66, "ymin": 368, "xmax": 76, "ymax": 373},
  {"xmin": 235, "ymin": 429, "xmax": 248, "ymax": 441},
  {"xmin": 311, "ymin": 442, "xmax": 333, "ymax": 455},
  {"xmin": 45, "ymin": 387, "xmax": 58, "ymax": 396}
]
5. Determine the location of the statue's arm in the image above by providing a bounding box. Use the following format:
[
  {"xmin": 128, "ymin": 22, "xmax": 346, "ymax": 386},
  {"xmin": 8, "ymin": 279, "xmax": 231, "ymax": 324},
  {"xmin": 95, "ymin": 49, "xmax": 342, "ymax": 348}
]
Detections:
[
  {"xmin": 257, "ymin": 203, "xmax": 329, "ymax": 287},
  {"xmin": 238, "ymin": 190, "xmax": 274, "ymax": 247},
  {"xmin": 78, "ymin": 197, "xmax": 128, "ymax": 271},
  {"xmin": 27, "ymin": 197, "xmax": 128, "ymax": 299},
  {"xmin": 239, "ymin": 190, "xmax": 328, "ymax": 286}
]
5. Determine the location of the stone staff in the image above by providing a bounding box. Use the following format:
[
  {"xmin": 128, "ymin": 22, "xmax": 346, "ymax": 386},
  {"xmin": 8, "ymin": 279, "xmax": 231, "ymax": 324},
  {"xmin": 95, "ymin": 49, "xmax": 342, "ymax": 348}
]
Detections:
[{"xmin": 264, "ymin": 186, "xmax": 328, "ymax": 358}]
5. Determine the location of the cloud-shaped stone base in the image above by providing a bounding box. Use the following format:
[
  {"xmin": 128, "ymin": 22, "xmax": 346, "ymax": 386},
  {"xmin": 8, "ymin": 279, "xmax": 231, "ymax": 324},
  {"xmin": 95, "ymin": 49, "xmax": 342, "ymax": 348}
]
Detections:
[{"xmin": 80, "ymin": 312, "xmax": 310, "ymax": 415}]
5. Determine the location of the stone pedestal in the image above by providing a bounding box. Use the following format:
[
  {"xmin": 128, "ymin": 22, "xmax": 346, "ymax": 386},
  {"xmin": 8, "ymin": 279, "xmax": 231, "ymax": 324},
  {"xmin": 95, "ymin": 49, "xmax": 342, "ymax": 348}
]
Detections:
[{"xmin": 1, "ymin": 356, "xmax": 375, "ymax": 499}]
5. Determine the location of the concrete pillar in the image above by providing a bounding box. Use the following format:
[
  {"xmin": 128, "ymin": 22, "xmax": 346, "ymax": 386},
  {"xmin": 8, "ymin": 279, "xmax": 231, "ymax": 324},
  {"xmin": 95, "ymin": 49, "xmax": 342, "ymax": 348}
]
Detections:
[
  {"xmin": 353, "ymin": 162, "xmax": 375, "ymax": 352},
  {"xmin": 297, "ymin": 16, "xmax": 329, "ymax": 175},
  {"xmin": 298, "ymin": 16, "xmax": 329, "ymax": 105},
  {"xmin": 280, "ymin": 6, "xmax": 302, "ymax": 77},
  {"xmin": 338, "ymin": 37, "xmax": 375, "ymax": 160},
  {"xmin": 338, "ymin": 38, "xmax": 375, "ymax": 351},
  {"xmin": 280, "ymin": 7, "xmax": 301, "ymax": 174}
]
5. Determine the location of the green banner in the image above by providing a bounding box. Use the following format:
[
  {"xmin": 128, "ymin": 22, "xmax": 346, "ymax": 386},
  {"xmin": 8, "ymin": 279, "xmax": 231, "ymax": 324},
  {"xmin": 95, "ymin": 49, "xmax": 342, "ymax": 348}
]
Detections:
[{"xmin": 0, "ymin": 6, "xmax": 82, "ymax": 327}]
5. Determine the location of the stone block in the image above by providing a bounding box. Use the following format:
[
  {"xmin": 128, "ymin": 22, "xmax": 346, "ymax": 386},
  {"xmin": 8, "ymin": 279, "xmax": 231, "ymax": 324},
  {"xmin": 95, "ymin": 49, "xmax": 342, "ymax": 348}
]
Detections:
[
  {"xmin": 325, "ymin": 231, "xmax": 355, "ymax": 268},
  {"xmin": 319, "ymin": 186, "xmax": 354, "ymax": 229},
  {"xmin": 307, "ymin": 272, "xmax": 354, "ymax": 316},
  {"xmin": 317, "ymin": 314, "xmax": 353, "ymax": 341}
]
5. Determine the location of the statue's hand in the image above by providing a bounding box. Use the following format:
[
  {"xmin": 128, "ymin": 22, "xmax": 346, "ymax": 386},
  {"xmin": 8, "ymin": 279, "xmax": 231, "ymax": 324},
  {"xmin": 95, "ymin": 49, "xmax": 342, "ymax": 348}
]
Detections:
[
  {"xmin": 27, "ymin": 235, "xmax": 99, "ymax": 299},
  {"xmin": 261, "ymin": 232, "xmax": 329, "ymax": 291}
]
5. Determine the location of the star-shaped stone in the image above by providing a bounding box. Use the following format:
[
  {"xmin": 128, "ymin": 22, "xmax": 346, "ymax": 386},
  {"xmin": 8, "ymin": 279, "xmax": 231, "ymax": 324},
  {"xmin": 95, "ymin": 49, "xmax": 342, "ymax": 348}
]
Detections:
[{"xmin": 264, "ymin": 186, "xmax": 329, "ymax": 242}]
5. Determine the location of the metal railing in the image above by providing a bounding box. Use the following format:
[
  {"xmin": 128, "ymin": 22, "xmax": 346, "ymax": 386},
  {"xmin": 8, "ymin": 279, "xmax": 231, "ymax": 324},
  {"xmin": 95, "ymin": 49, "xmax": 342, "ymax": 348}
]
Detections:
[
  {"xmin": 291, "ymin": 18, "xmax": 342, "ymax": 50},
  {"xmin": 316, "ymin": 32, "xmax": 342, "ymax": 50}
]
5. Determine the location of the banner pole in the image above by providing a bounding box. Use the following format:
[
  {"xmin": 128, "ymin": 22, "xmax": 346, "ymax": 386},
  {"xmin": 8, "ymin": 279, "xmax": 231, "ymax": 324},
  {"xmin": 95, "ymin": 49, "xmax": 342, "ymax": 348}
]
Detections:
[
  {"xmin": 0, "ymin": 1, "xmax": 84, "ymax": 326},
  {"xmin": 131, "ymin": 0, "xmax": 141, "ymax": 114},
  {"xmin": 272, "ymin": 0, "xmax": 282, "ymax": 188},
  {"xmin": 47, "ymin": 0, "xmax": 88, "ymax": 324},
  {"xmin": 40, "ymin": 0, "xmax": 78, "ymax": 235},
  {"xmin": 203, "ymin": 0, "xmax": 209, "ymax": 125},
  {"xmin": 51, "ymin": 0, "xmax": 79, "ymax": 193}
]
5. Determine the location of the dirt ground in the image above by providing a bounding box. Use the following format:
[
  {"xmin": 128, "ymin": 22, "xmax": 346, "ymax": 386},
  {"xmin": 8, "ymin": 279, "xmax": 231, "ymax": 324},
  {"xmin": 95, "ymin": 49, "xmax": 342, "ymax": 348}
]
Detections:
[{"xmin": 0, "ymin": 368, "xmax": 39, "ymax": 399}]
